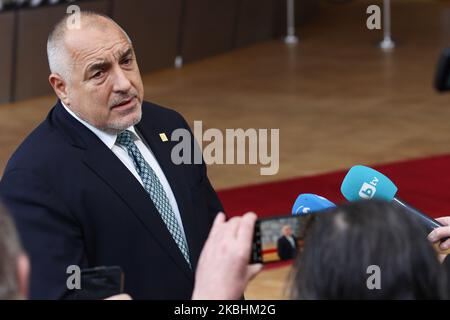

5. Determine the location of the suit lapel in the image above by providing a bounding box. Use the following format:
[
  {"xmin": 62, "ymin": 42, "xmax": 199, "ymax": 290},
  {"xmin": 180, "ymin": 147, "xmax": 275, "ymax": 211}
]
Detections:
[{"xmin": 53, "ymin": 102, "xmax": 194, "ymax": 281}]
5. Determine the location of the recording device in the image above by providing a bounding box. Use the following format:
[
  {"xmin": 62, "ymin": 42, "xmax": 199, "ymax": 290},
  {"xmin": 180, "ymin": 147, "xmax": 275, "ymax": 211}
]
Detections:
[
  {"xmin": 340, "ymin": 165, "xmax": 444, "ymax": 232},
  {"xmin": 435, "ymin": 47, "xmax": 450, "ymax": 92},
  {"xmin": 75, "ymin": 266, "xmax": 124, "ymax": 300},
  {"xmin": 250, "ymin": 214, "xmax": 308, "ymax": 264},
  {"xmin": 251, "ymin": 194, "xmax": 336, "ymax": 264}
]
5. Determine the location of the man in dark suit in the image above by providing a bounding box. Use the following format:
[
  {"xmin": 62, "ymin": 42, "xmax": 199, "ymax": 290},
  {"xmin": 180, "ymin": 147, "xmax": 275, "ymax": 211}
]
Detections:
[
  {"xmin": 0, "ymin": 12, "xmax": 223, "ymax": 299},
  {"xmin": 276, "ymin": 225, "xmax": 297, "ymax": 261}
]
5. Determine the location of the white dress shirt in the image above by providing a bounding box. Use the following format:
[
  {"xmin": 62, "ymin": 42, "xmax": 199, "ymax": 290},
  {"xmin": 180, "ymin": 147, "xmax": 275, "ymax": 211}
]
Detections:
[
  {"xmin": 286, "ymin": 235, "xmax": 296, "ymax": 248},
  {"xmin": 61, "ymin": 102, "xmax": 187, "ymax": 241}
]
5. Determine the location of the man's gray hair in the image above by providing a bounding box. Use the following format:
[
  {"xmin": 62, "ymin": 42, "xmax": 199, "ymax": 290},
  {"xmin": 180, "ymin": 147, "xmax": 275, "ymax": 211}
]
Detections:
[
  {"xmin": 47, "ymin": 11, "xmax": 132, "ymax": 82},
  {"xmin": 0, "ymin": 203, "xmax": 23, "ymax": 299}
]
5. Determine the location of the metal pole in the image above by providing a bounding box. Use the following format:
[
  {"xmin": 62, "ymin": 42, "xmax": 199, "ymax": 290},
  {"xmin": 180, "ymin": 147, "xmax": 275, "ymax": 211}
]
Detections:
[
  {"xmin": 380, "ymin": 0, "xmax": 395, "ymax": 50},
  {"xmin": 174, "ymin": 56, "xmax": 183, "ymax": 69},
  {"xmin": 284, "ymin": 0, "xmax": 298, "ymax": 44}
]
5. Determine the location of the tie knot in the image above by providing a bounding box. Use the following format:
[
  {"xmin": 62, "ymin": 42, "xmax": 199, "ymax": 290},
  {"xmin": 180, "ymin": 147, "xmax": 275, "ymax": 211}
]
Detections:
[{"xmin": 116, "ymin": 130, "xmax": 134, "ymax": 147}]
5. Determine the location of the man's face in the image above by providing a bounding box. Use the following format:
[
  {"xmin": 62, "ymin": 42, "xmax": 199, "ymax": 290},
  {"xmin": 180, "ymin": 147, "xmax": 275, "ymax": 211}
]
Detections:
[
  {"xmin": 283, "ymin": 226, "xmax": 292, "ymax": 237},
  {"xmin": 62, "ymin": 22, "xmax": 144, "ymax": 133}
]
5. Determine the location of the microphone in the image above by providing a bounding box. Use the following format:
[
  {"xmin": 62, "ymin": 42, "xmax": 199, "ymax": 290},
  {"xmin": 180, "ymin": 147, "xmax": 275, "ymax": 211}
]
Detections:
[
  {"xmin": 340, "ymin": 165, "xmax": 443, "ymax": 231},
  {"xmin": 292, "ymin": 194, "xmax": 336, "ymax": 216}
]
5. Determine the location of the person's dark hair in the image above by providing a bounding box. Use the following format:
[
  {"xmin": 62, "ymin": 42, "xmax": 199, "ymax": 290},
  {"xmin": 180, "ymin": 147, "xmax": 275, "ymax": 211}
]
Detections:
[
  {"xmin": 0, "ymin": 202, "xmax": 23, "ymax": 299},
  {"xmin": 290, "ymin": 200, "xmax": 448, "ymax": 299}
]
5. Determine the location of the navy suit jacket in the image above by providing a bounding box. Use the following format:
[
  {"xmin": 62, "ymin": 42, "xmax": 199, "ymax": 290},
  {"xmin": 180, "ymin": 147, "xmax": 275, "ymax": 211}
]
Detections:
[
  {"xmin": 0, "ymin": 100, "xmax": 223, "ymax": 299},
  {"xmin": 277, "ymin": 236, "xmax": 297, "ymax": 261}
]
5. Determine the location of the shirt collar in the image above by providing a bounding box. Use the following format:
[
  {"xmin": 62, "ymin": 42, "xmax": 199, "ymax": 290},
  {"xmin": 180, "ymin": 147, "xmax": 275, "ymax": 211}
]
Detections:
[{"xmin": 61, "ymin": 101, "xmax": 139, "ymax": 149}]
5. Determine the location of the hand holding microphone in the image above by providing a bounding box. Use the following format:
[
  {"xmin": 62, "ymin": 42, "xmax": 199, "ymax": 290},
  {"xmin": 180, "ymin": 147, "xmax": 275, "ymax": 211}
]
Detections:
[
  {"xmin": 427, "ymin": 217, "xmax": 450, "ymax": 257},
  {"xmin": 341, "ymin": 165, "xmax": 443, "ymax": 230}
]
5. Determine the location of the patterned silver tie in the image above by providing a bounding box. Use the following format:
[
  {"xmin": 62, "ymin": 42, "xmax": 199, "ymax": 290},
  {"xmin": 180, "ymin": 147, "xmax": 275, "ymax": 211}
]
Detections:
[{"xmin": 116, "ymin": 130, "xmax": 191, "ymax": 268}]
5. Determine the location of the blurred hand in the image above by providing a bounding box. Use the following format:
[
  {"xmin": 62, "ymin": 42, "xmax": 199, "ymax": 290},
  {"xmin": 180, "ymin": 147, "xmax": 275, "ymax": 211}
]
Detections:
[
  {"xmin": 192, "ymin": 212, "xmax": 263, "ymax": 300},
  {"xmin": 104, "ymin": 294, "xmax": 132, "ymax": 300},
  {"xmin": 427, "ymin": 217, "xmax": 450, "ymax": 262}
]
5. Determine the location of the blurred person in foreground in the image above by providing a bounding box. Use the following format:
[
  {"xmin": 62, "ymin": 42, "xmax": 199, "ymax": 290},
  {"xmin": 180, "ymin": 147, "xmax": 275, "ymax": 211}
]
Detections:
[
  {"xmin": 193, "ymin": 201, "xmax": 448, "ymax": 299},
  {"xmin": 0, "ymin": 203, "xmax": 29, "ymax": 299}
]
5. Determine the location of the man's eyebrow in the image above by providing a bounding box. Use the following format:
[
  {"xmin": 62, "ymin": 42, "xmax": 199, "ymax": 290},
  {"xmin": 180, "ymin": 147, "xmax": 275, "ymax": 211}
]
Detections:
[
  {"xmin": 84, "ymin": 48, "xmax": 133, "ymax": 76},
  {"xmin": 86, "ymin": 60, "xmax": 110, "ymax": 74},
  {"xmin": 118, "ymin": 48, "xmax": 133, "ymax": 60}
]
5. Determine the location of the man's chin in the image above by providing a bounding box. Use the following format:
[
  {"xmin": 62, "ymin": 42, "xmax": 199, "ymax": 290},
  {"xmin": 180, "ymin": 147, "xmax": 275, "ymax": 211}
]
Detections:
[{"xmin": 106, "ymin": 113, "xmax": 142, "ymax": 133}]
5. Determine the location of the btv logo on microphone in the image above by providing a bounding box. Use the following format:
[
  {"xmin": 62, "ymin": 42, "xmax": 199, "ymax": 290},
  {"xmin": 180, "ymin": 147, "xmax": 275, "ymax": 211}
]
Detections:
[
  {"xmin": 358, "ymin": 177, "xmax": 379, "ymax": 199},
  {"xmin": 296, "ymin": 206, "xmax": 311, "ymax": 214}
]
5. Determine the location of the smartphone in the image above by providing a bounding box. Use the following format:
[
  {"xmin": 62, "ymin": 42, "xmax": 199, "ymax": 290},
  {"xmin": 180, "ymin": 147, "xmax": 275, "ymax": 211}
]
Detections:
[
  {"xmin": 250, "ymin": 214, "xmax": 315, "ymax": 264},
  {"xmin": 75, "ymin": 266, "xmax": 124, "ymax": 300}
]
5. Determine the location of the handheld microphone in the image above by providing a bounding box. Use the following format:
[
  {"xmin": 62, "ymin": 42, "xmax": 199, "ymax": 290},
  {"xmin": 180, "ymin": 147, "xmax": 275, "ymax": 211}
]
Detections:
[
  {"xmin": 292, "ymin": 194, "xmax": 336, "ymax": 216},
  {"xmin": 340, "ymin": 165, "xmax": 443, "ymax": 231}
]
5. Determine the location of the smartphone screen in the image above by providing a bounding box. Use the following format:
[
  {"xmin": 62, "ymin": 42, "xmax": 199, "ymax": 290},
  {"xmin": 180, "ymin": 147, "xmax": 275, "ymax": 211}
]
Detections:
[{"xmin": 251, "ymin": 214, "xmax": 313, "ymax": 264}]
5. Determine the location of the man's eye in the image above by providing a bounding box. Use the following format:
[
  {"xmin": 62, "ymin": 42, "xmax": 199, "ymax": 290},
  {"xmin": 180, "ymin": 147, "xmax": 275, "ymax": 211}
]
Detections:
[
  {"xmin": 92, "ymin": 71, "xmax": 103, "ymax": 79},
  {"xmin": 122, "ymin": 58, "xmax": 132, "ymax": 66}
]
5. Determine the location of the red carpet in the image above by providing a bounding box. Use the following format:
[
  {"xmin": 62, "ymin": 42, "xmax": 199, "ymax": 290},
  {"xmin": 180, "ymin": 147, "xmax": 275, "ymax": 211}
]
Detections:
[{"xmin": 217, "ymin": 154, "xmax": 450, "ymax": 219}]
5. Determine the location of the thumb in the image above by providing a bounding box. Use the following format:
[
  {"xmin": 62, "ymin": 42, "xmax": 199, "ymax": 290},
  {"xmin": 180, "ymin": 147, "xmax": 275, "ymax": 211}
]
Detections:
[{"xmin": 246, "ymin": 264, "xmax": 263, "ymax": 282}]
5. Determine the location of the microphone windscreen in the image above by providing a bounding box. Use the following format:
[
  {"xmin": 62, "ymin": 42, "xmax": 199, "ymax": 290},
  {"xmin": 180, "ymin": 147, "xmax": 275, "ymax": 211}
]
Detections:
[
  {"xmin": 340, "ymin": 165, "xmax": 398, "ymax": 202},
  {"xmin": 292, "ymin": 193, "xmax": 336, "ymax": 215}
]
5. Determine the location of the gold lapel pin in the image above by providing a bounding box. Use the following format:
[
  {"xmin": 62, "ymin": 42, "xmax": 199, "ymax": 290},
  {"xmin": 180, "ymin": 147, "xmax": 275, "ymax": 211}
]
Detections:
[{"xmin": 159, "ymin": 133, "xmax": 168, "ymax": 142}]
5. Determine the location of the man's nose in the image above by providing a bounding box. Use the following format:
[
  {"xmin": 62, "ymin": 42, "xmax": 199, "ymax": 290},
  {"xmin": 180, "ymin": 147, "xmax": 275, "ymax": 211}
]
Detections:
[{"xmin": 112, "ymin": 65, "xmax": 132, "ymax": 93}]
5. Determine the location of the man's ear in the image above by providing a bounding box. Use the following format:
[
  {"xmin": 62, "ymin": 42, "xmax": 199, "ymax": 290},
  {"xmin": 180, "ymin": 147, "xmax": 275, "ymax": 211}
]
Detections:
[
  {"xmin": 16, "ymin": 253, "xmax": 30, "ymax": 300},
  {"xmin": 49, "ymin": 73, "xmax": 70, "ymax": 105}
]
